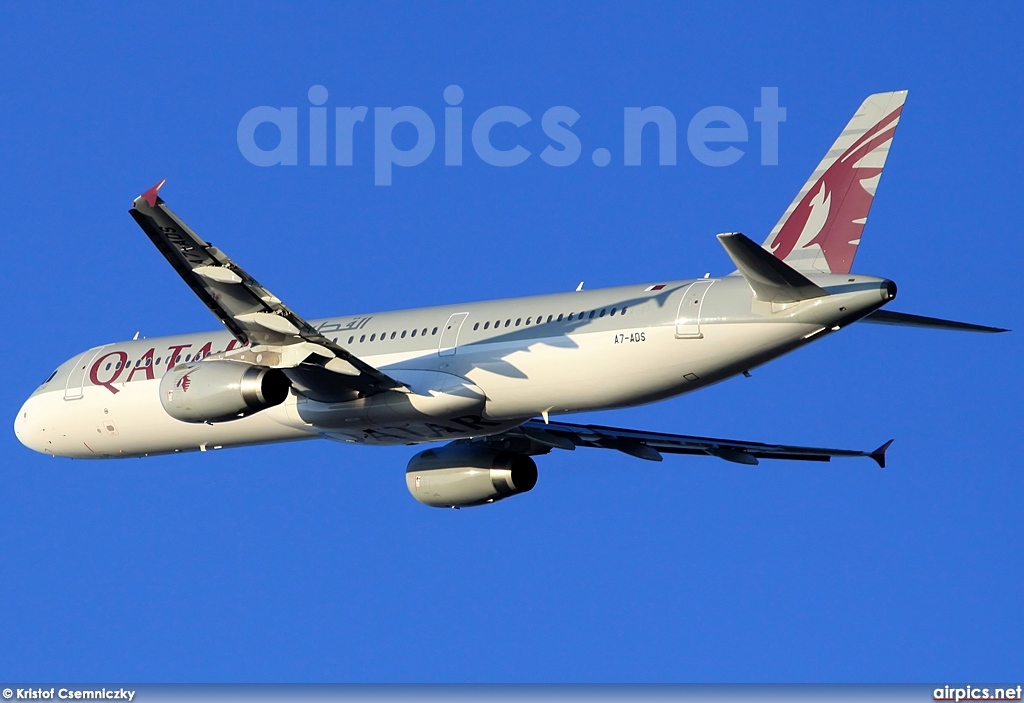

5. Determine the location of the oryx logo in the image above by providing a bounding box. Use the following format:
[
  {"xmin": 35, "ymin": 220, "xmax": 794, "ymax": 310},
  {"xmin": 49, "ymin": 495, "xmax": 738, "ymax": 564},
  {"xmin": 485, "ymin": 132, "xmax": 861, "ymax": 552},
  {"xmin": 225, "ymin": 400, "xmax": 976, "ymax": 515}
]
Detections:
[
  {"xmin": 768, "ymin": 104, "xmax": 903, "ymax": 274},
  {"xmin": 176, "ymin": 373, "xmax": 193, "ymax": 393}
]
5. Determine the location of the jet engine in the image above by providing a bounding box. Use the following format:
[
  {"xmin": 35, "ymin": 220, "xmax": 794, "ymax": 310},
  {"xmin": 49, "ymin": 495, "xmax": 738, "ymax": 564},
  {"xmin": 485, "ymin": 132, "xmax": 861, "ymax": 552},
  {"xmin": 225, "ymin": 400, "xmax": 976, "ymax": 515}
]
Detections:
[
  {"xmin": 405, "ymin": 444, "xmax": 538, "ymax": 508},
  {"xmin": 160, "ymin": 360, "xmax": 290, "ymax": 423}
]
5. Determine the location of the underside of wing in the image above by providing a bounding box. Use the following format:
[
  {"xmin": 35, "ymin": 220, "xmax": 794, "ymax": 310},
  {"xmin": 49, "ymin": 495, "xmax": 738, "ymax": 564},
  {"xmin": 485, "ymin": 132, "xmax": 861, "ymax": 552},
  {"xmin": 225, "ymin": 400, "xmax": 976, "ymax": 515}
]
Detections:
[
  {"xmin": 129, "ymin": 180, "xmax": 404, "ymax": 400},
  {"xmin": 472, "ymin": 419, "xmax": 892, "ymax": 468}
]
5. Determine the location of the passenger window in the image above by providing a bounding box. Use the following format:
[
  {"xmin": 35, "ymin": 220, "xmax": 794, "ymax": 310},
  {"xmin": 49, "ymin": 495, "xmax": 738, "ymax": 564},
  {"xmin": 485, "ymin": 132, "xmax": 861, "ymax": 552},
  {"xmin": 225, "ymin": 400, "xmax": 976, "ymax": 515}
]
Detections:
[
  {"xmin": 146, "ymin": 358, "xmax": 152, "ymax": 366},
  {"xmin": 599, "ymin": 309, "xmax": 606, "ymax": 317},
  {"xmin": 423, "ymin": 328, "xmax": 428, "ymax": 336},
  {"xmin": 568, "ymin": 313, "xmax": 574, "ymax": 321},
  {"xmin": 105, "ymin": 363, "xmax": 111, "ymax": 371},
  {"xmin": 504, "ymin": 320, "xmax": 511, "ymax": 327},
  {"xmin": 411, "ymin": 329, "xmax": 417, "ymax": 337},
  {"xmin": 525, "ymin": 317, "xmax": 531, "ymax": 325},
  {"xmin": 156, "ymin": 358, "xmax": 161, "ymax": 365},
  {"xmin": 348, "ymin": 336, "xmax": 354, "ymax": 344},
  {"xmin": 185, "ymin": 355, "xmax": 191, "ymax": 362},
  {"xmin": 473, "ymin": 323, "xmax": 479, "ymax": 331},
  {"xmin": 332, "ymin": 337, "xmax": 337, "ymax": 343},
  {"xmin": 610, "ymin": 308, "xmax": 617, "ymax": 316},
  {"xmin": 557, "ymin": 314, "xmax": 563, "ymax": 321},
  {"xmin": 622, "ymin": 307, "xmax": 628, "ymax": 315},
  {"xmin": 484, "ymin": 321, "xmax": 490, "ymax": 330},
  {"xmin": 515, "ymin": 318, "xmax": 521, "ymax": 326},
  {"xmin": 175, "ymin": 356, "xmax": 181, "ymax": 363},
  {"xmin": 360, "ymin": 335, "xmax": 366, "ymax": 342},
  {"xmin": 432, "ymin": 327, "xmax": 438, "ymax": 335},
  {"xmin": 390, "ymin": 331, "xmax": 396, "ymax": 340},
  {"xmin": 370, "ymin": 334, "xmax": 376, "ymax": 341},
  {"xmin": 401, "ymin": 330, "xmax": 407, "ymax": 338},
  {"xmin": 589, "ymin": 311, "xmax": 596, "ymax": 319}
]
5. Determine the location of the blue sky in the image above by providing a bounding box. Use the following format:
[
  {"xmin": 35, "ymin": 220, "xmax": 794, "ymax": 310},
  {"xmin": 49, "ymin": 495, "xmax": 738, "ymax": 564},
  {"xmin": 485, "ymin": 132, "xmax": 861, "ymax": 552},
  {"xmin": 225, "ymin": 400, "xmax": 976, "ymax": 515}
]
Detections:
[{"xmin": 1, "ymin": 1, "xmax": 1021, "ymax": 683}]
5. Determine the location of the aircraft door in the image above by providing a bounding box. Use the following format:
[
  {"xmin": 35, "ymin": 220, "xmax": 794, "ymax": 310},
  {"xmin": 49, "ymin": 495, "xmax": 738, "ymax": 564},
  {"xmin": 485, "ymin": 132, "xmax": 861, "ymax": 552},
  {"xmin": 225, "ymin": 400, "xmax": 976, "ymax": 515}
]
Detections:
[
  {"xmin": 64, "ymin": 345, "xmax": 108, "ymax": 400},
  {"xmin": 438, "ymin": 312, "xmax": 470, "ymax": 356},
  {"xmin": 675, "ymin": 281, "xmax": 715, "ymax": 338}
]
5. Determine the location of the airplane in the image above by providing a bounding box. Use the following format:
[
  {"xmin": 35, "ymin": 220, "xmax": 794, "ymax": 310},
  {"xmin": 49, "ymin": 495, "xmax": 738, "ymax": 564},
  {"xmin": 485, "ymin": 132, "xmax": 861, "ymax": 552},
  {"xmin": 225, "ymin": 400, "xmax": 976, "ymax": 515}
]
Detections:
[{"xmin": 13, "ymin": 90, "xmax": 1007, "ymax": 508}]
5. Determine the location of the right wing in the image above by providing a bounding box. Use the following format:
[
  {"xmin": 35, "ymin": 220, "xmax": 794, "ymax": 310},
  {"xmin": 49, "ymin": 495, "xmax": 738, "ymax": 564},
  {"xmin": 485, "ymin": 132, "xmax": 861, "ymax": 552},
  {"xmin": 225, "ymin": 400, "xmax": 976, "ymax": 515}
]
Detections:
[
  {"xmin": 472, "ymin": 419, "xmax": 893, "ymax": 468},
  {"xmin": 129, "ymin": 180, "xmax": 405, "ymax": 400}
]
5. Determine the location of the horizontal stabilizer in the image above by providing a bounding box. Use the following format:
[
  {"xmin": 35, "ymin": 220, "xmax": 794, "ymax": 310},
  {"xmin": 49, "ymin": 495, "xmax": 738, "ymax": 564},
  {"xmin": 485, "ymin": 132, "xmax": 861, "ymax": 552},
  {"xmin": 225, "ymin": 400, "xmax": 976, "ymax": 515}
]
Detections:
[
  {"xmin": 864, "ymin": 310, "xmax": 1009, "ymax": 333},
  {"xmin": 717, "ymin": 232, "xmax": 829, "ymax": 303}
]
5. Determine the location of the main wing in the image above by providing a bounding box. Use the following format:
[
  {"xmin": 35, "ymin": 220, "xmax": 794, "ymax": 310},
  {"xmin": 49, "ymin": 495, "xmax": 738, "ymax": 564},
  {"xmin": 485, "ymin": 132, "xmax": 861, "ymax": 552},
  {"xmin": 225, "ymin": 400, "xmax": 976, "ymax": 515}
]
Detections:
[
  {"xmin": 471, "ymin": 419, "xmax": 892, "ymax": 467},
  {"xmin": 129, "ymin": 180, "xmax": 404, "ymax": 400}
]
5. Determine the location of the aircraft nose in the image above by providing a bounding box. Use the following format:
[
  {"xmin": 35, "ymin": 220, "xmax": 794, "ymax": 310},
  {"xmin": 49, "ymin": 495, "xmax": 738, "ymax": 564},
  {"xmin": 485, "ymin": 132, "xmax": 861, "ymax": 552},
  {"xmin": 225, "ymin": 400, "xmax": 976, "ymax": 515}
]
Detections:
[{"xmin": 14, "ymin": 395, "xmax": 50, "ymax": 455}]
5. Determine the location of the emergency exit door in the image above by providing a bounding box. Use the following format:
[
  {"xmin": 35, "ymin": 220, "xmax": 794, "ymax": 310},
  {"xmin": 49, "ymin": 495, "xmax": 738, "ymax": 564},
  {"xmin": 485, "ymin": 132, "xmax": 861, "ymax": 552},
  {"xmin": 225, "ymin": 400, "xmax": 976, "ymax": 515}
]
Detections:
[{"xmin": 675, "ymin": 281, "xmax": 714, "ymax": 338}]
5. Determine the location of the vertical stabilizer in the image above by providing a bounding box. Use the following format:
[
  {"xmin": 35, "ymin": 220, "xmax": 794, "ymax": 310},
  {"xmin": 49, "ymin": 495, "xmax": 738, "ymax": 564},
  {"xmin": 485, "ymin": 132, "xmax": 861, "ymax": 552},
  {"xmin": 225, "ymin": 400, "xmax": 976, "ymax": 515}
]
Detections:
[{"xmin": 763, "ymin": 91, "xmax": 907, "ymax": 274}]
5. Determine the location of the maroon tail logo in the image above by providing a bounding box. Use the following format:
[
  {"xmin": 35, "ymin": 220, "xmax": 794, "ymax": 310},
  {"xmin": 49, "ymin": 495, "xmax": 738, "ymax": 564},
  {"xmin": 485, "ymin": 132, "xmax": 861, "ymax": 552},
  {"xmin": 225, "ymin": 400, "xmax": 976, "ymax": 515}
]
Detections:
[{"xmin": 768, "ymin": 106, "xmax": 903, "ymax": 274}]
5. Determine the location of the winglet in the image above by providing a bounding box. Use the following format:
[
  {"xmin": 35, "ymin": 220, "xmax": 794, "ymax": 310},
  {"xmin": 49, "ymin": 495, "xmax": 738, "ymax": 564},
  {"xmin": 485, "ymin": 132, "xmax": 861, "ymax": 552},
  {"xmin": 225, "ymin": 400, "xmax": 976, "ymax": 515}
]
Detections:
[
  {"xmin": 141, "ymin": 178, "xmax": 167, "ymax": 207},
  {"xmin": 871, "ymin": 439, "xmax": 894, "ymax": 468},
  {"xmin": 718, "ymin": 232, "xmax": 829, "ymax": 303}
]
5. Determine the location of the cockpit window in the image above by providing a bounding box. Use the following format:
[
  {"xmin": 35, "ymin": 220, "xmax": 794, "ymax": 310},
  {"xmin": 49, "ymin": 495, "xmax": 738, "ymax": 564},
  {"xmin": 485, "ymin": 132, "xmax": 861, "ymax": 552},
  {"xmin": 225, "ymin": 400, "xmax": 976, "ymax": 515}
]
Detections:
[{"xmin": 42, "ymin": 369, "xmax": 58, "ymax": 385}]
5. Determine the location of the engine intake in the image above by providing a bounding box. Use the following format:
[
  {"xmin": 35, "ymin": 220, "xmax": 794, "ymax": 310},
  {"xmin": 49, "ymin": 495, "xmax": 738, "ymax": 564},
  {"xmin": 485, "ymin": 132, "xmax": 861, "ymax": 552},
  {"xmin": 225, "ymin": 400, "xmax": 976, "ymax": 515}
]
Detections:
[
  {"xmin": 160, "ymin": 360, "xmax": 290, "ymax": 423},
  {"xmin": 406, "ymin": 445, "xmax": 538, "ymax": 508}
]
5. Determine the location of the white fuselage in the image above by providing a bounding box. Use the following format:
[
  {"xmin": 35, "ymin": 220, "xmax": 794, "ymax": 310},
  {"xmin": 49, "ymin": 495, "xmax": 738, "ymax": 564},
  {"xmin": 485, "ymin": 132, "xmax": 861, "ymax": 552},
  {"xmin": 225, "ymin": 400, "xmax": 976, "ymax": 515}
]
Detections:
[{"xmin": 14, "ymin": 274, "xmax": 893, "ymax": 459}]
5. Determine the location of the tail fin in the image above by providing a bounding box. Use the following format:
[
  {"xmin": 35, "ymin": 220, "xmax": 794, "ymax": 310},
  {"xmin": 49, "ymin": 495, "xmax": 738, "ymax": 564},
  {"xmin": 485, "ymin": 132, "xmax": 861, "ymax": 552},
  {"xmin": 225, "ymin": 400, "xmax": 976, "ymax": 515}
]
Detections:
[{"xmin": 764, "ymin": 91, "xmax": 908, "ymax": 274}]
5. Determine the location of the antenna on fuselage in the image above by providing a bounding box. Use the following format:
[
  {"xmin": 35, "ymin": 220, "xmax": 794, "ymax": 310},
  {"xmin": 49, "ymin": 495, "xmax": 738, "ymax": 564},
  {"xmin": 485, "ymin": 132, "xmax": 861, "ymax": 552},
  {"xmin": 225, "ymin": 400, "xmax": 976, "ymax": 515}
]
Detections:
[{"xmin": 575, "ymin": 281, "xmax": 584, "ymax": 291}]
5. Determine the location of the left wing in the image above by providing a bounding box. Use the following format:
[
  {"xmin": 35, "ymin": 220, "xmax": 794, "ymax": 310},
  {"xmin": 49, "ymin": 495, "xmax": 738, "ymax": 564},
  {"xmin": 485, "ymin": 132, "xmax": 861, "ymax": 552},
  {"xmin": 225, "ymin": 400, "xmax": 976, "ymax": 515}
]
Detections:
[
  {"xmin": 129, "ymin": 179, "xmax": 405, "ymax": 400},
  {"xmin": 471, "ymin": 419, "xmax": 892, "ymax": 468}
]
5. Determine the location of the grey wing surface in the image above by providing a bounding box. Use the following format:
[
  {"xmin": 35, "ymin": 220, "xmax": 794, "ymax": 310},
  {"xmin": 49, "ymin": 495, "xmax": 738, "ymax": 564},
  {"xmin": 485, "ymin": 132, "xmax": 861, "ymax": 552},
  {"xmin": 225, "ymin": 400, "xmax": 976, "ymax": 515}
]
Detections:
[
  {"xmin": 478, "ymin": 419, "xmax": 892, "ymax": 467},
  {"xmin": 129, "ymin": 180, "xmax": 404, "ymax": 400}
]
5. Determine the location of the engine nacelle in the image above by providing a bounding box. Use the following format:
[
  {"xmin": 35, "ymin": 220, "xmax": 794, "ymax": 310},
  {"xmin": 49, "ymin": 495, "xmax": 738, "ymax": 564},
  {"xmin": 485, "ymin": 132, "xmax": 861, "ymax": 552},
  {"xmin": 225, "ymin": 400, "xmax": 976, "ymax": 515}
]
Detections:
[
  {"xmin": 405, "ymin": 445, "xmax": 538, "ymax": 508},
  {"xmin": 160, "ymin": 360, "xmax": 290, "ymax": 423}
]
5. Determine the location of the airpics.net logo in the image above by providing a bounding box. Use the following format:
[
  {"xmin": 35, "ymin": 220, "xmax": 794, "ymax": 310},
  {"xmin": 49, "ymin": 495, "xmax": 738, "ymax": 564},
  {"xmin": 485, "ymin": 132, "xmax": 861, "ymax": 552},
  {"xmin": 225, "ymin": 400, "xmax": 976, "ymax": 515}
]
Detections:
[{"xmin": 236, "ymin": 85, "xmax": 787, "ymax": 185}]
